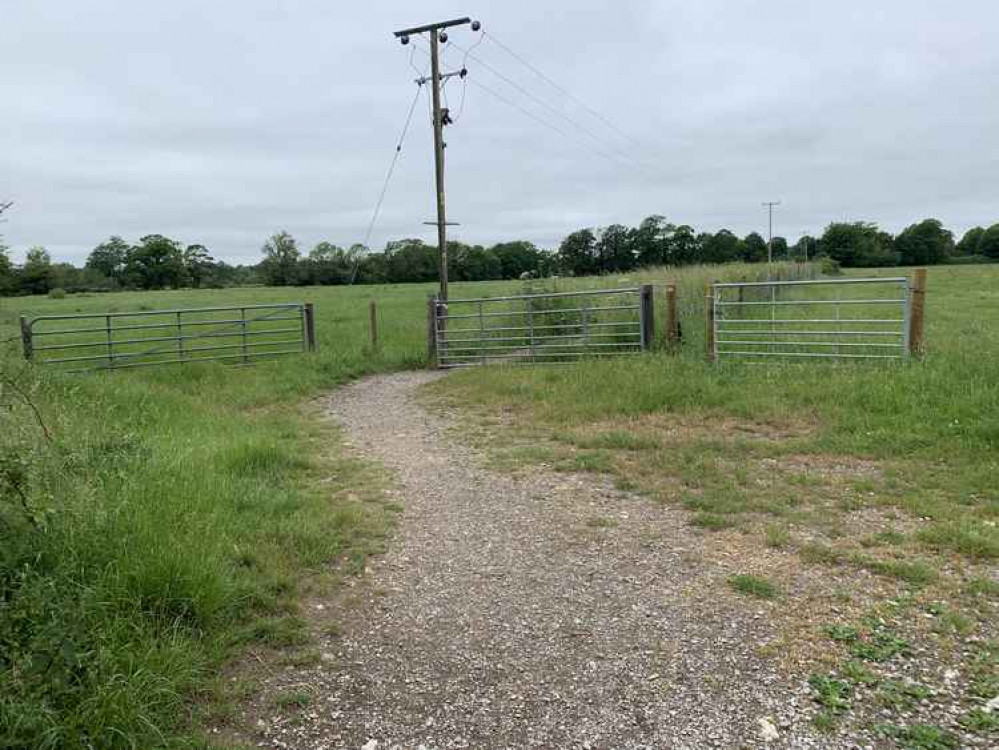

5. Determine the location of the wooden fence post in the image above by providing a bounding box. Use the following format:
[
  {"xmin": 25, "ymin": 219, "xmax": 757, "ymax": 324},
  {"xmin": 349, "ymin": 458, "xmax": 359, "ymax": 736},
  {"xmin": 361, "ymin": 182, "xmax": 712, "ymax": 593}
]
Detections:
[
  {"xmin": 639, "ymin": 284, "xmax": 655, "ymax": 350},
  {"xmin": 704, "ymin": 282, "xmax": 716, "ymax": 362},
  {"xmin": 426, "ymin": 295, "xmax": 438, "ymax": 369},
  {"xmin": 20, "ymin": 316, "xmax": 32, "ymax": 361},
  {"xmin": 665, "ymin": 282, "xmax": 679, "ymax": 350},
  {"xmin": 368, "ymin": 300, "xmax": 379, "ymax": 350},
  {"xmin": 909, "ymin": 268, "xmax": 927, "ymax": 358},
  {"xmin": 303, "ymin": 303, "xmax": 316, "ymax": 351}
]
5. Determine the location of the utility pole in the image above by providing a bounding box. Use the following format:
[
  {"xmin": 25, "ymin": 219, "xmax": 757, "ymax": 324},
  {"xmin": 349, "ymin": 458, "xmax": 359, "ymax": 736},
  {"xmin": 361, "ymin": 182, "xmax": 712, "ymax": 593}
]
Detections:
[
  {"xmin": 801, "ymin": 230, "xmax": 810, "ymax": 262},
  {"xmin": 762, "ymin": 200, "xmax": 780, "ymax": 265},
  {"xmin": 394, "ymin": 16, "xmax": 478, "ymax": 302}
]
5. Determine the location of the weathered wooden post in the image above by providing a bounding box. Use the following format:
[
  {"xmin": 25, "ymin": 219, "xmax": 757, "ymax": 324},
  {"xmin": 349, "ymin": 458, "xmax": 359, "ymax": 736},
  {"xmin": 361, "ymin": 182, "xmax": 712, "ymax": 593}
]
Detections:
[
  {"xmin": 19, "ymin": 316, "xmax": 32, "ymax": 361},
  {"xmin": 304, "ymin": 303, "xmax": 317, "ymax": 351},
  {"xmin": 639, "ymin": 284, "xmax": 655, "ymax": 350},
  {"xmin": 369, "ymin": 300, "xmax": 379, "ymax": 350},
  {"xmin": 665, "ymin": 282, "xmax": 679, "ymax": 351},
  {"xmin": 426, "ymin": 295, "xmax": 438, "ymax": 369},
  {"xmin": 705, "ymin": 282, "xmax": 716, "ymax": 362},
  {"xmin": 909, "ymin": 268, "xmax": 927, "ymax": 358}
]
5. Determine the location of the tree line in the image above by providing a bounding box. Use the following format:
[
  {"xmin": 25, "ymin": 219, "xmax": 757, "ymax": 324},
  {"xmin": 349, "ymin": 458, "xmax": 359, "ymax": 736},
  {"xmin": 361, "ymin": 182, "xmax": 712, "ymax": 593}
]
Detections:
[{"xmin": 1, "ymin": 215, "xmax": 996, "ymax": 296}]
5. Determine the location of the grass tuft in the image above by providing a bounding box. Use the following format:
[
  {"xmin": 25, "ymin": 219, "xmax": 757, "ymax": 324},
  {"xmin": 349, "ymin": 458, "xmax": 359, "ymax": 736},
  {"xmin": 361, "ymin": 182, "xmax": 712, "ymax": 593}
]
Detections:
[{"xmin": 727, "ymin": 574, "xmax": 779, "ymax": 600}]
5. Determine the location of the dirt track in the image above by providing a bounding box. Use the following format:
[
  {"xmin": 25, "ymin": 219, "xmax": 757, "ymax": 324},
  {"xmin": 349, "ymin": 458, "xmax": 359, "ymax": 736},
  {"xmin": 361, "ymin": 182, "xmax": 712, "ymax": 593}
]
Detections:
[{"xmin": 241, "ymin": 371, "xmax": 837, "ymax": 749}]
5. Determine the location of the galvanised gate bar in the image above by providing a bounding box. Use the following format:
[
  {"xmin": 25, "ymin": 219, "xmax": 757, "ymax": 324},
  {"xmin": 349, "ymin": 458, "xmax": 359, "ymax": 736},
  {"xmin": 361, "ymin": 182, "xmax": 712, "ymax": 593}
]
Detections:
[
  {"xmin": 429, "ymin": 286, "xmax": 654, "ymax": 368},
  {"xmin": 709, "ymin": 276, "xmax": 917, "ymax": 361},
  {"xmin": 20, "ymin": 302, "xmax": 316, "ymax": 373}
]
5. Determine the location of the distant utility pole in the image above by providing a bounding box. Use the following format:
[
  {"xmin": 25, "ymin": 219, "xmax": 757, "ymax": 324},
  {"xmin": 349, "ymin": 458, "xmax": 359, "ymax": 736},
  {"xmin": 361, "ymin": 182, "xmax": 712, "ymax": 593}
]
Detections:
[
  {"xmin": 393, "ymin": 16, "xmax": 480, "ymax": 302},
  {"xmin": 801, "ymin": 230, "xmax": 810, "ymax": 262},
  {"xmin": 762, "ymin": 200, "xmax": 780, "ymax": 265}
]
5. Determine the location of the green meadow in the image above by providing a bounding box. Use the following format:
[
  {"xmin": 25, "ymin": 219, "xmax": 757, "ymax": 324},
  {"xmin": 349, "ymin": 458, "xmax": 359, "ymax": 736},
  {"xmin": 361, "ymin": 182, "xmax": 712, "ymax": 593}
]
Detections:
[{"xmin": 1, "ymin": 262, "xmax": 995, "ymax": 747}]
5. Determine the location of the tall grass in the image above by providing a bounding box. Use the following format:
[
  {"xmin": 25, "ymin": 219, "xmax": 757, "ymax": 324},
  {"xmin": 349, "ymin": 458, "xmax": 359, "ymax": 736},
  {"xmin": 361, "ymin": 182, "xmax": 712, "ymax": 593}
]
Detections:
[
  {"xmin": 0, "ymin": 260, "xmax": 922, "ymax": 747},
  {"xmin": 432, "ymin": 264, "xmax": 999, "ymax": 561}
]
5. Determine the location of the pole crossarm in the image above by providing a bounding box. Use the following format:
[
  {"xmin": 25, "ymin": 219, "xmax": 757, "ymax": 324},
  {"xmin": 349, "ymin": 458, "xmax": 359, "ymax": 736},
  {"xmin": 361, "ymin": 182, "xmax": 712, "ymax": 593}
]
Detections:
[
  {"xmin": 393, "ymin": 17, "xmax": 471, "ymax": 37},
  {"xmin": 415, "ymin": 69, "xmax": 467, "ymax": 85}
]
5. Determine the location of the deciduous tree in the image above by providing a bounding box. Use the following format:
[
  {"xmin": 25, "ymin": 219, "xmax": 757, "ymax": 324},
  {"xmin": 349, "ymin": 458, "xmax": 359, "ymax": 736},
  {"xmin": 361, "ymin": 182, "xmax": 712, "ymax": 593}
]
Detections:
[
  {"xmin": 956, "ymin": 226, "xmax": 985, "ymax": 256},
  {"xmin": 21, "ymin": 246, "xmax": 53, "ymax": 295},
  {"xmin": 86, "ymin": 236, "xmax": 130, "ymax": 282},
  {"xmin": 557, "ymin": 229, "xmax": 598, "ymax": 276},
  {"xmin": 894, "ymin": 218, "xmax": 953, "ymax": 265},
  {"xmin": 742, "ymin": 232, "xmax": 768, "ymax": 263},
  {"xmin": 979, "ymin": 224, "xmax": 999, "ymax": 260},
  {"xmin": 183, "ymin": 244, "xmax": 215, "ymax": 288},
  {"xmin": 126, "ymin": 235, "xmax": 187, "ymax": 289},
  {"xmin": 260, "ymin": 231, "xmax": 301, "ymax": 286},
  {"xmin": 819, "ymin": 222, "xmax": 897, "ymax": 267}
]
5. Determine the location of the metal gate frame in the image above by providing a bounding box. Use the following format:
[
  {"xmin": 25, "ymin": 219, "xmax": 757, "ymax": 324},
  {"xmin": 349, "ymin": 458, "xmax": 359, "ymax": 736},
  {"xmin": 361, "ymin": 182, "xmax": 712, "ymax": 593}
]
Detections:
[
  {"xmin": 21, "ymin": 302, "xmax": 316, "ymax": 373},
  {"xmin": 708, "ymin": 277, "xmax": 915, "ymax": 362},
  {"xmin": 429, "ymin": 285, "xmax": 655, "ymax": 368}
]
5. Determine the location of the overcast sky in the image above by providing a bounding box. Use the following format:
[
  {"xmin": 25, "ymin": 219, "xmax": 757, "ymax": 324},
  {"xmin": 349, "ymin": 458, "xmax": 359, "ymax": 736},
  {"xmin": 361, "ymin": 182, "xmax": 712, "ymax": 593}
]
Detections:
[{"xmin": 2, "ymin": 1, "xmax": 996, "ymax": 265}]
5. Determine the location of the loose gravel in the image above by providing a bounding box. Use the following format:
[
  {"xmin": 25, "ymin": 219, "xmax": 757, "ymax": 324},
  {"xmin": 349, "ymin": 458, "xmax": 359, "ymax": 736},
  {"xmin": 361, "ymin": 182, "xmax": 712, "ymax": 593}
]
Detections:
[{"xmin": 240, "ymin": 371, "xmax": 852, "ymax": 749}]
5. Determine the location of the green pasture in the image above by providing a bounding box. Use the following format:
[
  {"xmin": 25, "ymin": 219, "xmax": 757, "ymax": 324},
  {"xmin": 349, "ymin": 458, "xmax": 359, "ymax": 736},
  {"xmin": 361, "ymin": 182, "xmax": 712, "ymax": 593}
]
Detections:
[{"xmin": 0, "ymin": 261, "xmax": 993, "ymax": 748}]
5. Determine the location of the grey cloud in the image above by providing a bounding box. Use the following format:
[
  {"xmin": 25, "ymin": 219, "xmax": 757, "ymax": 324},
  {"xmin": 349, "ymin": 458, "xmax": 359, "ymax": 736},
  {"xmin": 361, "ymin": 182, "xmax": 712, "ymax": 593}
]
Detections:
[{"xmin": 2, "ymin": 0, "xmax": 997, "ymax": 265}]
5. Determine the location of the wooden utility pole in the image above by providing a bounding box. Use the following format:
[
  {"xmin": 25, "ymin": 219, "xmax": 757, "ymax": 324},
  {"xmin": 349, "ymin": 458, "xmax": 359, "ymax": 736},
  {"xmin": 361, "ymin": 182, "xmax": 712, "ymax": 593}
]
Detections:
[
  {"xmin": 428, "ymin": 29, "xmax": 449, "ymax": 302},
  {"xmin": 393, "ymin": 17, "xmax": 477, "ymax": 302},
  {"xmin": 762, "ymin": 200, "xmax": 780, "ymax": 267}
]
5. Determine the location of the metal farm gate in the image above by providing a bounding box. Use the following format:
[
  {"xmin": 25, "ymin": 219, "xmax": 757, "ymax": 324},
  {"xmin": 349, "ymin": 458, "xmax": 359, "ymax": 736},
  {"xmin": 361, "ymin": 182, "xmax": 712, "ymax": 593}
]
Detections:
[
  {"xmin": 708, "ymin": 276, "xmax": 921, "ymax": 362},
  {"xmin": 21, "ymin": 302, "xmax": 316, "ymax": 373},
  {"xmin": 429, "ymin": 286, "xmax": 655, "ymax": 368}
]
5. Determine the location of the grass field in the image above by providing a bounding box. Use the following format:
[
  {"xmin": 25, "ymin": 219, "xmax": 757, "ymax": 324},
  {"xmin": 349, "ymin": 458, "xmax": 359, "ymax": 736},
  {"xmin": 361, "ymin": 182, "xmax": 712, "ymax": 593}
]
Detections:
[
  {"xmin": 0, "ymin": 262, "xmax": 795, "ymax": 748},
  {"xmin": 429, "ymin": 264, "xmax": 999, "ymax": 741},
  {"xmin": 1, "ymin": 262, "xmax": 995, "ymax": 747}
]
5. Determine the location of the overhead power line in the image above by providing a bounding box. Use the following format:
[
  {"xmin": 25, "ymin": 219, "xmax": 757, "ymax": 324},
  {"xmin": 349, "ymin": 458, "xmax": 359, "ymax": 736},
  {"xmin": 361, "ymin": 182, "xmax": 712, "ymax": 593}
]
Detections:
[
  {"xmin": 454, "ymin": 40, "xmax": 641, "ymax": 173},
  {"xmin": 351, "ymin": 81, "xmax": 426, "ymax": 284},
  {"xmin": 466, "ymin": 78, "xmax": 633, "ymax": 170},
  {"xmin": 361, "ymin": 83, "xmax": 425, "ymax": 250},
  {"xmin": 482, "ymin": 31, "xmax": 640, "ymax": 148},
  {"xmin": 411, "ymin": 38, "xmax": 648, "ymax": 174},
  {"xmin": 449, "ymin": 40, "xmax": 641, "ymax": 169}
]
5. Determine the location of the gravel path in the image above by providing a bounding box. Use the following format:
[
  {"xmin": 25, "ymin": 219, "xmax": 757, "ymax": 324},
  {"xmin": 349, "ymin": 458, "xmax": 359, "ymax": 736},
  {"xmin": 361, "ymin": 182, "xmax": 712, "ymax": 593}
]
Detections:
[{"xmin": 247, "ymin": 371, "xmax": 834, "ymax": 750}]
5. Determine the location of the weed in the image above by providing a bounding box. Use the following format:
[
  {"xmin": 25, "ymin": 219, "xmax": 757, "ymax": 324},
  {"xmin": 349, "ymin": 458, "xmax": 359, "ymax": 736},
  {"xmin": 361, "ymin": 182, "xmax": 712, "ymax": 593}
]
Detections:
[
  {"xmin": 873, "ymin": 723, "xmax": 958, "ymax": 750},
  {"xmin": 850, "ymin": 554, "xmax": 938, "ymax": 586},
  {"xmin": 861, "ymin": 529, "xmax": 905, "ymax": 547},
  {"xmin": 799, "ymin": 543, "xmax": 845, "ymax": 565},
  {"xmin": 840, "ymin": 660, "xmax": 878, "ymax": 686},
  {"xmin": 727, "ymin": 574, "xmax": 779, "ymax": 600},
  {"xmin": 572, "ymin": 430, "xmax": 660, "ymax": 451},
  {"xmin": 877, "ymin": 679, "xmax": 931, "ymax": 709},
  {"xmin": 959, "ymin": 708, "xmax": 998, "ymax": 732},
  {"xmin": 811, "ymin": 711, "xmax": 838, "ymax": 732},
  {"xmin": 690, "ymin": 512, "xmax": 736, "ymax": 531},
  {"xmin": 824, "ymin": 624, "xmax": 859, "ymax": 643},
  {"xmin": 808, "ymin": 674, "xmax": 853, "ymax": 713},
  {"xmin": 272, "ymin": 690, "xmax": 312, "ymax": 709},
  {"xmin": 586, "ymin": 516, "xmax": 619, "ymax": 529},
  {"xmin": 931, "ymin": 608, "xmax": 974, "ymax": 636},
  {"xmin": 850, "ymin": 630, "xmax": 909, "ymax": 662},
  {"xmin": 917, "ymin": 521, "xmax": 999, "ymax": 560},
  {"xmin": 764, "ymin": 523, "xmax": 791, "ymax": 549},
  {"xmin": 555, "ymin": 450, "xmax": 613, "ymax": 473},
  {"xmin": 965, "ymin": 577, "xmax": 999, "ymax": 600}
]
